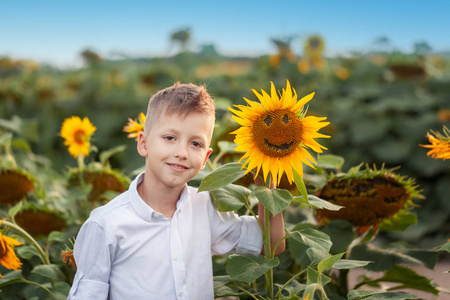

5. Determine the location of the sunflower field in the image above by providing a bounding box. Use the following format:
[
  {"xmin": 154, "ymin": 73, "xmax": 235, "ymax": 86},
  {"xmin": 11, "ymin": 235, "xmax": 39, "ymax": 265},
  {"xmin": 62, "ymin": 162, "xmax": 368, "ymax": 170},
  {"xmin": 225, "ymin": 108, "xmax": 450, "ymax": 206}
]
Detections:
[{"xmin": 0, "ymin": 35, "xmax": 449, "ymax": 300}]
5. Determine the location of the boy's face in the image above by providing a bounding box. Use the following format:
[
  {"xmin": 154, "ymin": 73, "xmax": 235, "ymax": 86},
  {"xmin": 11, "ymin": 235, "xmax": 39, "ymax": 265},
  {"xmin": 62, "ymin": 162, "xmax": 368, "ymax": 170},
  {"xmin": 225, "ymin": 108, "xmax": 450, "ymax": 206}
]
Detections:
[{"xmin": 137, "ymin": 112, "xmax": 214, "ymax": 191}]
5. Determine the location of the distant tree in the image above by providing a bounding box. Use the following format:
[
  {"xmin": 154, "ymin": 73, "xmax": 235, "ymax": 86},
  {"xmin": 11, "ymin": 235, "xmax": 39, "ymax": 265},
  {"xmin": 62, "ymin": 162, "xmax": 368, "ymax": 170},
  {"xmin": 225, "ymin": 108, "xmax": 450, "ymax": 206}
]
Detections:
[
  {"xmin": 372, "ymin": 35, "xmax": 392, "ymax": 53},
  {"xmin": 170, "ymin": 28, "xmax": 191, "ymax": 52},
  {"xmin": 81, "ymin": 49, "xmax": 102, "ymax": 64},
  {"xmin": 414, "ymin": 41, "xmax": 433, "ymax": 55}
]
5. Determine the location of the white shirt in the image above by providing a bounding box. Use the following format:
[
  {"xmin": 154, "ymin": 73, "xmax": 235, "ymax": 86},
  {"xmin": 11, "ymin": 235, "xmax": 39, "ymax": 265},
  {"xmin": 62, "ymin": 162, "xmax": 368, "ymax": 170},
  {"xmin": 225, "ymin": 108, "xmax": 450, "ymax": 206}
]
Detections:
[{"xmin": 68, "ymin": 172, "xmax": 262, "ymax": 300}]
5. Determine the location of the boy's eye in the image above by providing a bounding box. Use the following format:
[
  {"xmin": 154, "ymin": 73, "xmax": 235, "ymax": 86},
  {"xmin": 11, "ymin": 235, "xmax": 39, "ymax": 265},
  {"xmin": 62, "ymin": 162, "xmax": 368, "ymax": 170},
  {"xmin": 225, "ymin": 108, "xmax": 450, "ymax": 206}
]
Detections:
[
  {"xmin": 164, "ymin": 136, "xmax": 175, "ymax": 141},
  {"xmin": 191, "ymin": 141, "xmax": 202, "ymax": 148}
]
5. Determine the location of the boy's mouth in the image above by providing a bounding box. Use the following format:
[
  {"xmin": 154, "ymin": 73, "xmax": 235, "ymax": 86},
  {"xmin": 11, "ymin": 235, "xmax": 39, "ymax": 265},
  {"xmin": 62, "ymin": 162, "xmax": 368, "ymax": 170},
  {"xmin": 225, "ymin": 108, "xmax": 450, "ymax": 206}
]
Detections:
[{"xmin": 167, "ymin": 163, "xmax": 189, "ymax": 171}]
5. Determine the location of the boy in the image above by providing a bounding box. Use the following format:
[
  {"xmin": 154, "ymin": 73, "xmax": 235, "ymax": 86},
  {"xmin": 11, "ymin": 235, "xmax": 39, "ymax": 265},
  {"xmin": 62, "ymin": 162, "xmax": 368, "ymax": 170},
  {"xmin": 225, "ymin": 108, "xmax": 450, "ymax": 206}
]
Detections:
[{"xmin": 68, "ymin": 82, "xmax": 285, "ymax": 300}]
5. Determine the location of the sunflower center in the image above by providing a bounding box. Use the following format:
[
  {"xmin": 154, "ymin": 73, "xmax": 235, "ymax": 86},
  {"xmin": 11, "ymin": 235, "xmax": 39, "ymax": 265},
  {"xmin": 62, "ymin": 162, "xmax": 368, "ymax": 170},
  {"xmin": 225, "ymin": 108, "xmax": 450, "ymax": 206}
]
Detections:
[
  {"xmin": 309, "ymin": 38, "xmax": 321, "ymax": 48},
  {"xmin": 74, "ymin": 130, "xmax": 86, "ymax": 144},
  {"xmin": 252, "ymin": 109, "xmax": 302, "ymax": 157}
]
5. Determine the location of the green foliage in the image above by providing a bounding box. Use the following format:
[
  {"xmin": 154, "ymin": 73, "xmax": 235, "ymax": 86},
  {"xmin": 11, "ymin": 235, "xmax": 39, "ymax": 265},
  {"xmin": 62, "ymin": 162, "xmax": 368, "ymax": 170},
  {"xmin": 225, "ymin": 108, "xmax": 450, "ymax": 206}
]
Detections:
[
  {"xmin": 227, "ymin": 255, "xmax": 280, "ymax": 285},
  {"xmin": 1, "ymin": 47, "xmax": 449, "ymax": 299}
]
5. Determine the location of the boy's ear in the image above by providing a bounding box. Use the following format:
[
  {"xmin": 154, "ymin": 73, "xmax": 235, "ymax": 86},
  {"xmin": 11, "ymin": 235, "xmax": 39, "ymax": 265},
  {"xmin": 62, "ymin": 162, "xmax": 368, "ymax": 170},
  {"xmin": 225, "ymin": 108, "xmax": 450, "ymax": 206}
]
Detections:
[
  {"xmin": 137, "ymin": 131, "xmax": 148, "ymax": 157},
  {"xmin": 201, "ymin": 148, "xmax": 213, "ymax": 170}
]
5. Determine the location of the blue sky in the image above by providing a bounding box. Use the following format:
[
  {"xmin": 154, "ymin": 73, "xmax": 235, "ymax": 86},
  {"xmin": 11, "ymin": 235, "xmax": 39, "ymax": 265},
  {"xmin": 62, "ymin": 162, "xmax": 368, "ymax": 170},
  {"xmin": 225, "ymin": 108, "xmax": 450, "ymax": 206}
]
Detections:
[{"xmin": 2, "ymin": 0, "xmax": 448, "ymax": 67}]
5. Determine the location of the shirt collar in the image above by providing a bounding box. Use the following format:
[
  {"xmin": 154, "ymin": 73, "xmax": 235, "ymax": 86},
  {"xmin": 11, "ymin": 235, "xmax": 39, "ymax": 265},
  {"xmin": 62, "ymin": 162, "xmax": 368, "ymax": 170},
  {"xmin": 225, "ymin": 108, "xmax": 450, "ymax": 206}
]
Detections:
[{"xmin": 129, "ymin": 172, "xmax": 190, "ymax": 222}]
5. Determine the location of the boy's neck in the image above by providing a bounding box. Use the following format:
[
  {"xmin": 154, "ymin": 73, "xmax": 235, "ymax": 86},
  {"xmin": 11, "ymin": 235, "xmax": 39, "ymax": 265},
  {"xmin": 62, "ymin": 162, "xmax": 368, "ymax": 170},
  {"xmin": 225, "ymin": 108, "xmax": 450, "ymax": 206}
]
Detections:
[{"xmin": 137, "ymin": 177, "xmax": 183, "ymax": 218}]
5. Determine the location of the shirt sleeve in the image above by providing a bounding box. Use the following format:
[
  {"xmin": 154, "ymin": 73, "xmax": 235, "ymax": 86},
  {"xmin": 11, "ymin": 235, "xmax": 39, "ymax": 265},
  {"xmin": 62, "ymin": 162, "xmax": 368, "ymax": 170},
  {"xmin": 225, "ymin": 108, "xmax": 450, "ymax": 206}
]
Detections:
[
  {"xmin": 68, "ymin": 221, "xmax": 113, "ymax": 300},
  {"xmin": 207, "ymin": 198, "xmax": 262, "ymax": 256}
]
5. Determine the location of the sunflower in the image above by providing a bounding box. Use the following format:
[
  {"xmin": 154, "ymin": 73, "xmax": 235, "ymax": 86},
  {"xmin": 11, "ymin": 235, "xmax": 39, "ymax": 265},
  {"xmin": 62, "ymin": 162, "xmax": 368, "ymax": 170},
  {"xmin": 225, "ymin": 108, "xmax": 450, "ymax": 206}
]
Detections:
[
  {"xmin": 305, "ymin": 35, "xmax": 325, "ymax": 60},
  {"xmin": 0, "ymin": 219, "xmax": 23, "ymax": 276},
  {"xmin": 229, "ymin": 80, "xmax": 330, "ymax": 185},
  {"xmin": 316, "ymin": 164, "xmax": 422, "ymax": 230},
  {"xmin": 60, "ymin": 116, "xmax": 96, "ymax": 158},
  {"xmin": 420, "ymin": 126, "xmax": 450, "ymax": 161},
  {"xmin": 123, "ymin": 113, "xmax": 146, "ymax": 140},
  {"xmin": 0, "ymin": 169, "xmax": 34, "ymax": 206},
  {"xmin": 15, "ymin": 208, "xmax": 66, "ymax": 236}
]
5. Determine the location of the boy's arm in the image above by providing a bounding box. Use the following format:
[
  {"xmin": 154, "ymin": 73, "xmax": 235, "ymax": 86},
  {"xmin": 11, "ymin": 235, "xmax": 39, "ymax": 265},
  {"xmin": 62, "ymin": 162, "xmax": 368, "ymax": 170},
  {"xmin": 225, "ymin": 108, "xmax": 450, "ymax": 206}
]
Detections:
[
  {"xmin": 254, "ymin": 176, "xmax": 286, "ymax": 256},
  {"xmin": 68, "ymin": 221, "xmax": 112, "ymax": 299},
  {"xmin": 258, "ymin": 203, "xmax": 286, "ymax": 256}
]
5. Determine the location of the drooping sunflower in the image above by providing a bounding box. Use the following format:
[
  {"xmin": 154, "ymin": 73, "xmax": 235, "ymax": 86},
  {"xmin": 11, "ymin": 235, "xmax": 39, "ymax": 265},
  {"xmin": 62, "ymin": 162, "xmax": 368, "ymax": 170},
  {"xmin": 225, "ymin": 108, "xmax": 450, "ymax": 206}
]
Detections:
[
  {"xmin": 15, "ymin": 208, "xmax": 66, "ymax": 236},
  {"xmin": 420, "ymin": 126, "xmax": 450, "ymax": 161},
  {"xmin": 0, "ymin": 169, "xmax": 35, "ymax": 206},
  {"xmin": 229, "ymin": 80, "xmax": 330, "ymax": 185},
  {"xmin": 123, "ymin": 112, "xmax": 146, "ymax": 140},
  {"xmin": 0, "ymin": 219, "xmax": 23, "ymax": 276},
  {"xmin": 60, "ymin": 116, "xmax": 96, "ymax": 158},
  {"xmin": 316, "ymin": 164, "xmax": 423, "ymax": 233}
]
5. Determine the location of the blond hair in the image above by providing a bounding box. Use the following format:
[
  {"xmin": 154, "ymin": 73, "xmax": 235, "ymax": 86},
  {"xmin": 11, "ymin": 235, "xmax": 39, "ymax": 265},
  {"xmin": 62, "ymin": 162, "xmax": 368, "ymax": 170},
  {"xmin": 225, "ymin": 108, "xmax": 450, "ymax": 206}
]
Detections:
[{"xmin": 144, "ymin": 82, "xmax": 215, "ymax": 134}]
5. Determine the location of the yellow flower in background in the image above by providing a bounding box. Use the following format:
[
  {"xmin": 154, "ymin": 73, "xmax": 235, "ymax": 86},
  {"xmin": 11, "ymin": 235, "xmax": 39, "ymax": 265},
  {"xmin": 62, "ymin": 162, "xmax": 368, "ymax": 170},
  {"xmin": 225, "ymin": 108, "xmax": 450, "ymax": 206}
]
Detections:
[
  {"xmin": 123, "ymin": 112, "xmax": 146, "ymax": 140},
  {"xmin": 305, "ymin": 35, "xmax": 325, "ymax": 60},
  {"xmin": 0, "ymin": 219, "xmax": 23, "ymax": 276},
  {"xmin": 229, "ymin": 80, "xmax": 330, "ymax": 185},
  {"xmin": 297, "ymin": 58, "xmax": 311, "ymax": 74},
  {"xmin": 60, "ymin": 116, "xmax": 96, "ymax": 158},
  {"xmin": 420, "ymin": 126, "xmax": 450, "ymax": 161},
  {"xmin": 334, "ymin": 66, "xmax": 349, "ymax": 80}
]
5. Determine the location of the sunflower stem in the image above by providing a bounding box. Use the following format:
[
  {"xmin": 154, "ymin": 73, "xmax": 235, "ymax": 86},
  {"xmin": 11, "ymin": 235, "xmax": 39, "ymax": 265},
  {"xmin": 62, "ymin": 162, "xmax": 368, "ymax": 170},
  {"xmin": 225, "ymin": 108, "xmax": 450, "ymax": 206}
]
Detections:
[
  {"xmin": 1, "ymin": 220, "xmax": 50, "ymax": 265},
  {"xmin": 263, "ymin": 206, "xmax": 274, "ymax": 299},
  {"xmin": 77, "ymin": 154, "xmax": 86, "ymax": 187},
  {"xmin": 263, "ymin": 175, "xmax": 274, "ymax": 300}
]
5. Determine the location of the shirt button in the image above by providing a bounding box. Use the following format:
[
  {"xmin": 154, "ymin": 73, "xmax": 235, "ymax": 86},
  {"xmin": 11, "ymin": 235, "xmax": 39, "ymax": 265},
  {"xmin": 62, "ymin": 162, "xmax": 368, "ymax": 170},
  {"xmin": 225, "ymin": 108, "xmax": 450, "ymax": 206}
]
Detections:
[
  {"xmin": 178, "ymin": 291, "xmax": 183, "ymax": 297},
  {"xmin": 173, "ymin": 255, "xmax": 178, "ymax": 261}
]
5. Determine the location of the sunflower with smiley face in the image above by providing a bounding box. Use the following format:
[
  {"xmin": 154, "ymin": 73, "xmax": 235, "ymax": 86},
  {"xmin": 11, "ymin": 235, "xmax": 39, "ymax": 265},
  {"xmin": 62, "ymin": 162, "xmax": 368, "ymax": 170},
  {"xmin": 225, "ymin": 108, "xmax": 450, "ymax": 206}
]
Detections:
[{"xmin": 229, "ymin": 80, "xmax": 330, "ymax": 185}]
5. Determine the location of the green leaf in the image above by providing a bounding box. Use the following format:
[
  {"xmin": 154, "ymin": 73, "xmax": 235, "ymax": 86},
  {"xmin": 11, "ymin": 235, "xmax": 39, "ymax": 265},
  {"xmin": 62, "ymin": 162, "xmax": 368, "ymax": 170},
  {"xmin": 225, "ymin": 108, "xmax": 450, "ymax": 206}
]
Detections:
[
  {"xmin": 8, "ymin": 201, "xmax": 23, "ymax": 218},
  {"xmin": 275, "ymin": 279, "xmax": 306, "ymax": 297},
  {"xmin": 349, "ymin": 243, "xmax": 438, "ymax": 272},
  {"xmin": 401, "ymin": 249, "xmax": 438, "ymax": 270},
  {"xmin": 437, "ymin": 241, "xmax": 450, "ymax": 253},
  {"xmin": 47, "ymin": 231, "xmax": 66, "ymax": 243},
  {"xmin": 318, "ymin": 253, "xmax": 345, "ymax": 273},
  {"xmin": 288, "ymin": 228, "xmax": 332, "ymax": 254},
  {"xmin": 53, "ymin": 282, "xmax": 71, "ymax": 300},
  {"xmin": 364, "ymin": 293, "xmax": 418, "ymax": 300},
  {"xmin": 306, "ymin": 195, "xmax": 343, "ymax": 211},
  {"xmin": 0, "ymin": 132, "xmax": 13, "ymax": 146},
  {"xmin": 17, "ymin": 245, "xmax": 41, "ymax": 260},
  {"xmin": 306, "ymin": 247, "xmax": 332, "ymax": 266},
  {"xmin": 333, "ymin": 259, "xmax": 372, "ymax": 269},
  {"xmin": 347, "ymin": 289, "xmax": 417, "ymax": 300},
  {"xmin": 293, "ymin": 169, "xmax": 308, "ymax": 202},
  {"xmin": 198, "ymin": 162, "xmax": 246, "ymax": 192},
  {"xmin": 322, "ymin": 220, "xmax": 356, "ymax": 254},
  {"xmin": 252, "ymin": 186, "xmax": 293, "ymax": 215},
  {"xmin": 0, "ymin": 271, "xmax": 25, "ymax": 288},
  {"xmin": 375, "ymin": 265, "xmax": 439, "ymax": 295},
  {"xmin": 306, "ymin": 267, "xmax": 331, "ymax": 287},
  {"xmin": 226, "ymin": 255, "xmax": 279, "ymax": 284},
  {"xmin": 210, "ymin": 184, "xmax": 251, "ymax": 212},
  {"xmin": 379, "ymin": 210, "xmax": 417, "ymax": 231},
  {"xmin": 303, "ymin": 283, "xmax": 321, "ymax": 300},
  {"xmin": 99, "ymin": 145, "xmax": 127, "ymax": 165},
  {"xmin": 217, "ymin": 141, "xmax": 239, "ymax": 154},
  {"xmin": 31, "ymin": 264, "xmax": 60, "ymax": 280},
  {"xmin": 213, "ymin": 275, "xmax": 246, "ymax": 298},
  {"xmin": 317, "ymin": 154, "xmax": 345, "ymax": 170}
]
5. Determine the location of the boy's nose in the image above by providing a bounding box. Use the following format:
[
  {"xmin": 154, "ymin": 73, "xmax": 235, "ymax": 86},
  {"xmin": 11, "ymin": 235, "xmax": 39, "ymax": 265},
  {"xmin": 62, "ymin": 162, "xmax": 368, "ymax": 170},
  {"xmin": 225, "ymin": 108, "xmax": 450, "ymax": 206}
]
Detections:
[{"xmin": 173, "ymin": 145, "xmax": 188, "ymax": 159}]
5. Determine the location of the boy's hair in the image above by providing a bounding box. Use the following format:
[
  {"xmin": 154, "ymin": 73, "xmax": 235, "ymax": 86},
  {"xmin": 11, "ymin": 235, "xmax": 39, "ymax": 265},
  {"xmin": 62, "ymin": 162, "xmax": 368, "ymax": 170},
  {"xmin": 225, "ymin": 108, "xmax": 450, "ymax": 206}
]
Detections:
[{"xmin": 144, "ymin": 82, "xmax": 215, "ymax": 134}]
